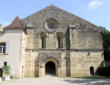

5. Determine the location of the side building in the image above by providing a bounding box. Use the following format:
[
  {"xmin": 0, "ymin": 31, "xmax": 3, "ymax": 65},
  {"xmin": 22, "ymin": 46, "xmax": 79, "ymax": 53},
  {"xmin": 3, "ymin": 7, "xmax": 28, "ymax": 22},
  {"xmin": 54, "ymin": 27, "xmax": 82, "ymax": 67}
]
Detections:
[{"xmin": 0, "ymin": 20, "xmax": 26, "ymax": 78}]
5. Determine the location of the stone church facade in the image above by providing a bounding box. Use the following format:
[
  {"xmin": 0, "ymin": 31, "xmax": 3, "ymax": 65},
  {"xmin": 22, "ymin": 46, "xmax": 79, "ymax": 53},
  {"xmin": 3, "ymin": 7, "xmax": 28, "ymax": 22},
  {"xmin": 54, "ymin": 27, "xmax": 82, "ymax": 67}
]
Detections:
[{"xmin": 0, "ymin": 5, "xmax": 104, "ymax": 78}]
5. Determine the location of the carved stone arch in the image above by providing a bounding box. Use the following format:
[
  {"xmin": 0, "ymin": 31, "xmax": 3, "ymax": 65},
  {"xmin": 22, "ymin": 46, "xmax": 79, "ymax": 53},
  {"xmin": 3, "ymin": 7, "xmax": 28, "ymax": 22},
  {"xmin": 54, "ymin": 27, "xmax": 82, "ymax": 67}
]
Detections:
[
  {"xmin": 39, "ymin": 32, "xmax": 47, "ymax": 48},
  {"xmin": 39, "ymin": 57, "xmax": 61, "ymax": 77},
  {"xmin": 40, "ymin": 57, "xmax": 60, "ymax": 67},
  {"xmin": 40, "ymin": 32, "xmax": 47, "ymax": 38},
  {"xmin": 56, "ymin": 32, "xmax": 64, "ymax": 38},
  {"xmin": 56, "ymin": 32, "xmax": 64, "ymax": 48},
  {"xmin": 36, "ymin": 32, "xmax": 46, "ymax": 38}
]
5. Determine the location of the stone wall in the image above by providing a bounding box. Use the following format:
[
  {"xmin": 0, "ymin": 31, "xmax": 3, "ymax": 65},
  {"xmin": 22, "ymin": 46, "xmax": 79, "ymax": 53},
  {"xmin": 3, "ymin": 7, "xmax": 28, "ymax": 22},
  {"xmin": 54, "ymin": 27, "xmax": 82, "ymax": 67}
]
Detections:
[
  {"xmin": 23, "ymin": 51, "xmax": 39, "ymax": 77},
  {"xmin": 70, "ymin": 51, "xmax": 104, "ymax": 76},
  {"xmin": 69, "ymin": 28, "xmax": 103, "ymax": 49},
  {"xmin": 23, "ymin": 51, "xmax": 67, "ymax": 77},
  {"xmin": 0, "ymin": 30, "xmax": 23, "ymax": 78}
]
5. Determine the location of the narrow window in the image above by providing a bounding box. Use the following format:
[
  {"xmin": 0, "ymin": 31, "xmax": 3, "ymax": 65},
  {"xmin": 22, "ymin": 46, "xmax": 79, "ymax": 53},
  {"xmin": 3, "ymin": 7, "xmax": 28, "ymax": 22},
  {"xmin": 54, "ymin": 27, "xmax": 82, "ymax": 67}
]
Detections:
[
  {"xmin": 4, "ymin": 61, "xmax": 7, "ymax": 66},
  {"xmin": 0, "ymin": 43, "xmax": 6, "ymax": 54},
  {"xmin": 42, "ymin": 36, "xmax": 46, "ymax": 48},
  {"xmin": 90, "ymin": 66, "xmax": 94, "ymax": 76},
  {"xmin": 58, "ymin": 36, "xmax": 63, "ymax": 48},
  {"xmin": 58, "ymin": 36, "xmax": 61, "ymax": 48}
]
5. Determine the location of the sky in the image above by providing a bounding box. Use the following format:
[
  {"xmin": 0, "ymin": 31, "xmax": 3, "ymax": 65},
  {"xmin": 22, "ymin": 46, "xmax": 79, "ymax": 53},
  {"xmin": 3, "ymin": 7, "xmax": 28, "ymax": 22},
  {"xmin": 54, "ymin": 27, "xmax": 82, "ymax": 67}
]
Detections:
[{"xmin": 0, "ymin": 0, "xmax": 110, "ymax": 30}]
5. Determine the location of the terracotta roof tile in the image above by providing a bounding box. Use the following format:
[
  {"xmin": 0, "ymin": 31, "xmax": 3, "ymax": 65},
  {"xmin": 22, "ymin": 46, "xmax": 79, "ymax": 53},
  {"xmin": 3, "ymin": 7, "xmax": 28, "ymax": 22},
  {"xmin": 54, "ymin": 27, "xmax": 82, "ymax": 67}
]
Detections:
[
  {"xmin": 4, "ymin": 16, "xmax": 23, "ymax": 29},
  {"xmin": 3, "ymin": 16, "xmax": 26, "ymax": 33}
]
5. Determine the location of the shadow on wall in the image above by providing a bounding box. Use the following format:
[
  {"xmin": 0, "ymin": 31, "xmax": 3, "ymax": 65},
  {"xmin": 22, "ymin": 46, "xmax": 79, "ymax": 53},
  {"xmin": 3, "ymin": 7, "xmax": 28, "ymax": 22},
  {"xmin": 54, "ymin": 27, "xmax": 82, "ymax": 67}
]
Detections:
[
  {"xmin": 95, "ymin": 61, "xmax": 110, "ymax": 77},
  {"xmin": 95, "ymin": 61, "xmax": 105, "ymax": 75},
  {"xmin": 88, "ymin": 60, "xmax": 106, "ymax": 76},
  {"xmin": 63, "ymin": 61, "xmax": 110, "ymax": 85},
  {"xmin": 86, "ymin": 61, "xmax": 105, "ymax": 76},
  {"xmin": 35, "ymin": 58, "xmax": 39, "ymax": 77}
]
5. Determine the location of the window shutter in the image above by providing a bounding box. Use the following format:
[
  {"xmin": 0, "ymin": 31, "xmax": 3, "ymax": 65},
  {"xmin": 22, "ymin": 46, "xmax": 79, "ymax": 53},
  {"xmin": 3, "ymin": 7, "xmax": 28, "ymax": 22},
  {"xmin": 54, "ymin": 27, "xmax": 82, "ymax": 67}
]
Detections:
[{"xmin": 6, "ymin": 43, "xmax": 9, "ymax": 54}]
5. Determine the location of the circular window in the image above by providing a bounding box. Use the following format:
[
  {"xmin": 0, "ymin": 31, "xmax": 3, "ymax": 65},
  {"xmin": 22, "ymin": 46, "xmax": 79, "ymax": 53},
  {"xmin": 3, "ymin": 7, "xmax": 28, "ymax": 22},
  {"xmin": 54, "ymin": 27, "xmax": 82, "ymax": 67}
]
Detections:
[{"xmin": 46, "ymin": 18, "xmax": 59, "ymax": 29}]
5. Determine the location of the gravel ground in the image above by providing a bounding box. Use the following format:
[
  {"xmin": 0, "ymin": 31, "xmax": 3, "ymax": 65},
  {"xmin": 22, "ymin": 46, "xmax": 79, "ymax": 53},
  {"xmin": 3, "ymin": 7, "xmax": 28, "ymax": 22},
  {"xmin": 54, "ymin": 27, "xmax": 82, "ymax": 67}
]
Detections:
[{"xmin": 0, "ymin": 76, "xmax": 110, "ymax": 85}]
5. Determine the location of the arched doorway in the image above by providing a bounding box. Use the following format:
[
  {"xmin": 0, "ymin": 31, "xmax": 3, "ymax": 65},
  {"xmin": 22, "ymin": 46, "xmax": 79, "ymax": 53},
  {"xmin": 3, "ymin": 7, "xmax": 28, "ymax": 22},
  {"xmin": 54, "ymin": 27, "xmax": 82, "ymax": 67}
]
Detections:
[
  {"xmin": 39, "ymin": 57, "xmax": 60, "ymax": 77},
  {"xmin": 45, "ymin": 61, "xmax": 56, "ymax": 75},
  {"xmin": 90, "ymin": 66, "xmax": 94, "ymax": 76}
]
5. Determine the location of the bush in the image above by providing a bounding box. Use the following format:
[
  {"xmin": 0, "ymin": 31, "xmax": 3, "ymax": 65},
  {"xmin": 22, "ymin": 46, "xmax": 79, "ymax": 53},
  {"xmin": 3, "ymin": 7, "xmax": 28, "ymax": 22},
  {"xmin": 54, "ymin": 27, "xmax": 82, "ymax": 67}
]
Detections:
[
  {"xmin": 3, "ymin": 66, "xmax": 10, "ymax": 74},
  {"xmin": 0, "ymin": 68, "xmax": 3, "ymax": 77},
  {"xmin": 96, "ymin": 67, "xmax": 110, "ymax": 76}
]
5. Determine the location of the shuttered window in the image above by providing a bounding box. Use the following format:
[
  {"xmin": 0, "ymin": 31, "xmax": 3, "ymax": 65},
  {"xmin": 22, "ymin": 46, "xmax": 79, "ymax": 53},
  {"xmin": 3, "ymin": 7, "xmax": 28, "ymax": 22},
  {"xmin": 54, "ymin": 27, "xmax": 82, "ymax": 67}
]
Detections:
[{"xmin": 0, "ymin": 42, "xmax": 9, "ymax": 54}]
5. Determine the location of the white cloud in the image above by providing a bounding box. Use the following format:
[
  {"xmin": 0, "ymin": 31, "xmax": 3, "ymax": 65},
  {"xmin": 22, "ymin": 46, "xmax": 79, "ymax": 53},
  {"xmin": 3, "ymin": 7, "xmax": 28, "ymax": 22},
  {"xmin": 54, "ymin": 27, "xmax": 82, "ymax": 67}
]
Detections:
[{"xmin": 88, "ymin": 0, "xmax": 103, "ymax": 9}]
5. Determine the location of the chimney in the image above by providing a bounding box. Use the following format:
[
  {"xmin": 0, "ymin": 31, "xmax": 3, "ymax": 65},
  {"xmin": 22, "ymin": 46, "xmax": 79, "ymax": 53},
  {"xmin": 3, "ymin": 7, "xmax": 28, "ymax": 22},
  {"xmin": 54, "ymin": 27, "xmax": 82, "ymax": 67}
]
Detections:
[{"xmin": 0, "ymin": 24, "xmax": 3, "ymax": 31}]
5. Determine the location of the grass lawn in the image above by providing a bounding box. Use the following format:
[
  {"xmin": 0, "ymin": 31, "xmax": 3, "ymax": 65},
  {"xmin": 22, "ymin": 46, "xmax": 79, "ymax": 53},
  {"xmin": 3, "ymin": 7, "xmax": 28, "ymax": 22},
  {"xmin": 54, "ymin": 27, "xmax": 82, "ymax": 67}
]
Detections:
[{"xmin": 64, "ymin": 76, "xmax": 110, "ymax": 79}]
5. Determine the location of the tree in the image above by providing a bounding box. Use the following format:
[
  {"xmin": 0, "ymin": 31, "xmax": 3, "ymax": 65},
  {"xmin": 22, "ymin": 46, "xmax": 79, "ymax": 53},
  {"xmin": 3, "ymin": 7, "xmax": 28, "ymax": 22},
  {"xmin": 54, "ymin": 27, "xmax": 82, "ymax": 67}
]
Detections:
[{"xmin": 100, "ymin": 26, "xmax": 110, "ymax": 61}]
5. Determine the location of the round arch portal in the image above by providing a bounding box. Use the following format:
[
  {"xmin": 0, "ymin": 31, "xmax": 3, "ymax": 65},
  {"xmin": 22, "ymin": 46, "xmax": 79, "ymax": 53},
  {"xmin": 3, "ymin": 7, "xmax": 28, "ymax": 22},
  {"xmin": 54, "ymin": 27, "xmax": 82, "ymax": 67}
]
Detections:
[
  {"xmin": 39, "ymin": 57, "xmax": 60, "ymax": 77},
  {"xmin": 45, "ymin": 61, "xmax": 56, "ymax": 75}
]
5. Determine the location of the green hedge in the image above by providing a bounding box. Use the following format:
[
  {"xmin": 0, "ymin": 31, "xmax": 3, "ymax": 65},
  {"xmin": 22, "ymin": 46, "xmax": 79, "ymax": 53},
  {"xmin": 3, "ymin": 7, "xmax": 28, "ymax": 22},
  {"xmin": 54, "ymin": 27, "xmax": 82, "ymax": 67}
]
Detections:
[
  {"xmin": 96, "ymin": 67, "xmax": 110, "ymax": 76},
  {"xmin": 0, "ymin": 68, "xmax": 3, "ymax": 77}
]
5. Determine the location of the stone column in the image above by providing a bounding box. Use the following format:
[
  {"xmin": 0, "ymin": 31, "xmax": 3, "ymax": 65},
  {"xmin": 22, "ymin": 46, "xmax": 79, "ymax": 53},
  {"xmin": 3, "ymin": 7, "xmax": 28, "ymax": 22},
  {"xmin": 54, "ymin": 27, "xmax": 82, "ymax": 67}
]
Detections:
[
  {"xmin": 60, "ymin": 52, "xmax": 66, "ymax": 77},
  {"xmin": 39, "ymin": 64, "xmax": 45, "ymax": 77}
]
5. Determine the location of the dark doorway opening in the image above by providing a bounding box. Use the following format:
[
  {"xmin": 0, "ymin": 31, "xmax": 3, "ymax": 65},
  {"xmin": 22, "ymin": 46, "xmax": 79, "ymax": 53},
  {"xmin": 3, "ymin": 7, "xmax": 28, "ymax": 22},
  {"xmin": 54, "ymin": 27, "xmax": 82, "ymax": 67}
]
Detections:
[
  {"xmin": 90, "ymin": 66, "xmax": 94, "ymax": 76},
  {"xmin": 45, "ymin": 61, "xmax": 56, "ymax": 75},
  {"xmin": 0, "ymin": 68, "xmax": 3, "ymax": 77}
]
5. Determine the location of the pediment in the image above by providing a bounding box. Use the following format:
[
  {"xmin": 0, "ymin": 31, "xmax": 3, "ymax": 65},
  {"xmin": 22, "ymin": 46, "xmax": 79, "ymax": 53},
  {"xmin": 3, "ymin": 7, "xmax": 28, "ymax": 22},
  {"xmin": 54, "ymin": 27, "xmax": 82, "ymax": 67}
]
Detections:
[{"xmin": 22, "ymin": 5, "xmax": 99, "ymax": 34}]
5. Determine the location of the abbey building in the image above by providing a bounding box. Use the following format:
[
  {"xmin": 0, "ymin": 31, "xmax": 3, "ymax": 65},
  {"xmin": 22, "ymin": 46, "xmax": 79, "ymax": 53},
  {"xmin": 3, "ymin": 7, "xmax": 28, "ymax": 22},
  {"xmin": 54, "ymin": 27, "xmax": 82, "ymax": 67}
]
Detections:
[{"xmin": 0, "ymin": 5, "xmax": 104, "ymax": 78}]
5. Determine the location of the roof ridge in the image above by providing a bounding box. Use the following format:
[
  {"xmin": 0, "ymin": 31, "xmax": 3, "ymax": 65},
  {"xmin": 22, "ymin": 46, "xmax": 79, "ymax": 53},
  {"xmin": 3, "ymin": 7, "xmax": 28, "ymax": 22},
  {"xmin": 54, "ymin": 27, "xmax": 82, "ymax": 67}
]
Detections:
[{"xmin": 4, "ymin": 16, "xmax": 23, "ymax": 29}]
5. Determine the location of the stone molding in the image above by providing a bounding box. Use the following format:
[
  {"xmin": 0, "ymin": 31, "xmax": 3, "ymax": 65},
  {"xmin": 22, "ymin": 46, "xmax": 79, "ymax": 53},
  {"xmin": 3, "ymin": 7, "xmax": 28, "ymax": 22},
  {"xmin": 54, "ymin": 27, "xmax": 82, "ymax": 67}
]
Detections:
[{"xmin": 25, "ymin": 48, "xmax": 103, "ymax": 52}]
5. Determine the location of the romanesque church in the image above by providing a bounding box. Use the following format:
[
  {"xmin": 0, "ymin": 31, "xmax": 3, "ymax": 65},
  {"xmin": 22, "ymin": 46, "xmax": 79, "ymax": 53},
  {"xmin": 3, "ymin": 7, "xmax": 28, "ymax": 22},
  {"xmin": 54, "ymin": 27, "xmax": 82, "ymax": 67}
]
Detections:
[{"xmin": 0, "ymin": 5, "xmax": 104, "ymax": 78}]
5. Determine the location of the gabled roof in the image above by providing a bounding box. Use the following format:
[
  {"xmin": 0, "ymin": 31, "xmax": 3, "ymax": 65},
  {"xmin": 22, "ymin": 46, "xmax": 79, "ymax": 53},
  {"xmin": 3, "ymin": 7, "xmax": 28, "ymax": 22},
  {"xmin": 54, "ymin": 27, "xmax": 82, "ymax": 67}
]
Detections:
[
  {"xmin": 22, "ymin": 4, "xmax": 100, "ymax": 34},
  {"xmin": 4, "ymin": 16, "xmax": 26, "ymax": 33},
  {"xmin": 4, "ymin": 16, "xmax": 23, "ymax": 29},
  {"xmin": 3, "ymin": 5, "xmax": 100, "ymax": 34}
]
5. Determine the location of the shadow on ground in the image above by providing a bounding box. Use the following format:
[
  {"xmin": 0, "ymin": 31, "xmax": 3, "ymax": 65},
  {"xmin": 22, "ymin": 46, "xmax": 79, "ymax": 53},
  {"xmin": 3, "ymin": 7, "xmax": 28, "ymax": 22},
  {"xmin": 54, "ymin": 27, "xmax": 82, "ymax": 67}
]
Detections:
[{"xmin": 63, "ymin": 79, "xmax": 110, "ymax": 85}]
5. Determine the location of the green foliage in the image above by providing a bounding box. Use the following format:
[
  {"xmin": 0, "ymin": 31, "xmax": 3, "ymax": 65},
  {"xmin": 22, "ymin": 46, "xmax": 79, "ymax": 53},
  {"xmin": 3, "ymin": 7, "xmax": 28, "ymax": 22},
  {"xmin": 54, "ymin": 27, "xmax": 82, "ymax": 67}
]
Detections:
[
  {"xmin": 100, "ymin": 26, "xmax": 110, "ymax": 61},
  {"xmin": 63, "ymin": 76, "xmax": 110, "ymax": 79},
  {"xmin": 99, "ymin": 26, "xmax": 108, "ymax": 32},
  {"xmin": 3, "ymin": 66, "xmax": 10, "ymax": 74},
  {"xmin": 96, "ymin": 67, "xmax": 110, "ymax": 76},
  {"xmin": 0, "ymin": 68, "xmax": 3, "ymax": 77}
]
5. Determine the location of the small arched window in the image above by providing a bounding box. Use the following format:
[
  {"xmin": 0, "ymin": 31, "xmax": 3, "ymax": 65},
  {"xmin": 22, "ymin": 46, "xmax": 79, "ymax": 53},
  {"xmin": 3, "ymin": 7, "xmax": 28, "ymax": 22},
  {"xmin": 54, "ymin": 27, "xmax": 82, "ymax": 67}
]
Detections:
[
  {"xmin": 57, "ymin": 32, "xmax": 63, "ymax": 48},
  {"xmin": 41, "ymin": 32, "xmax": 46, "ymax": 48},
  {"xmin": 41, "ymin": 36, "xmax": 46, "ymax": 48},
  {"xmin": 90, "ymin": 66, "xmax": 94, "ymax": 76},
  {"xmin": 58, "ymin": 36, "xmax": 62, "ymax": 48}
]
